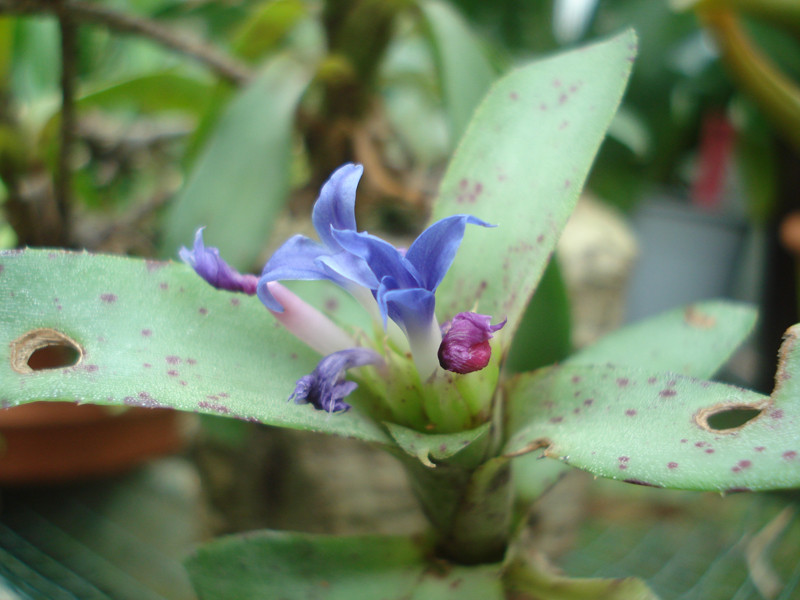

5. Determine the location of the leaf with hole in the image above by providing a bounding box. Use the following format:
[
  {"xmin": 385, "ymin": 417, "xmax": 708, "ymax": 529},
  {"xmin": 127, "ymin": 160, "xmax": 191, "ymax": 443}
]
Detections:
[
  {"xmin": 0, "ymin": 249, "xmax": 388, "ymax": 444},
  {"xmin": 504, "ymin": 324, "xmax": 800, "ymax": 491}
]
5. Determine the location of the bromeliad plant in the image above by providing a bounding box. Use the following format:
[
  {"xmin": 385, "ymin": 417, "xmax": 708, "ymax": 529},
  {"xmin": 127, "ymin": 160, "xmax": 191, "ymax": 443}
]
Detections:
[{"xmin": 2, "ymin": 31, "xmax": 800, "ymax": 599}]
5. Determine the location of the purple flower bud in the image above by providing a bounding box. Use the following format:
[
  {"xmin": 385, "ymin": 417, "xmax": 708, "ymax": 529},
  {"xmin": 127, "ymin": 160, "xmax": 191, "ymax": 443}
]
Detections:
[
  {"xmin": 438, "ymin": 312, "xmax": 506, "ymax": 374},
  {"xmin": 290, "ymin": 348, "xmax": 384, "ymax": 413},
  {"xmin": 180, "ymin": 228, "xmax": 258, "ymax": 295}
]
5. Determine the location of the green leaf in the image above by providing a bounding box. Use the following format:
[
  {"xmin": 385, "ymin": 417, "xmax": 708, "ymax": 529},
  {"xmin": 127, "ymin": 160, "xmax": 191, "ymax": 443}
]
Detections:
[
  {"xmin": 161, "ymin": 53, "xmax": 315, "ymax": 270},
  {"xmin": 565, "ymin": 300, "xmax": 757, "ymax": 379},
  {"xmin": 420, "ymin": 0, "xmax": 496, "ymax": 145},
  {"xmin": 431, "ymin": 31, "xmax": 636, "ymax": 347},
  {"xmin": 0, "ymin": 250, "xmax": 388, "ymax": 443},
  {"xmin": 504, "ymin": 326, "xmax": 800, "ymax": 490},
  {"xmin": 76, "ymin": 72, "xmax": 213, "ymax": 116},
  {"xmin": 504, "ymin": 258, "xmax": 572, "ymax": 374},
  {"xmin": 0, "ymin": 459, "xmax": 199, "ymax": 600},
  {"xmin": 386, "ymin": 421, "xmax": 490, "ymax": 467},
  {"xmin": 232, "ymin": 0, "xmax": 308, "ymax": 61},
  {"xmin": 504, "ymin": 556, "xmax": 658, "ymax": 600},
  {"xmin": 185, "ymin": 531, "xmax": 505, "ymax": 600}
]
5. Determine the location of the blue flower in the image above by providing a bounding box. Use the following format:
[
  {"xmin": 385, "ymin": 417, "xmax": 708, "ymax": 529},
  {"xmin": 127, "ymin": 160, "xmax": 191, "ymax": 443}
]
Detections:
[
  {"xmin": 257, "ymin": 163, "xmax": 492, "ymax": 375},
  {"xmin": 180, "ymin": 228, "xmax": 258, "ymax": 295},
  {"xmin": 289, "ymin": 348, "xmax": 384, "ymax": 413}
]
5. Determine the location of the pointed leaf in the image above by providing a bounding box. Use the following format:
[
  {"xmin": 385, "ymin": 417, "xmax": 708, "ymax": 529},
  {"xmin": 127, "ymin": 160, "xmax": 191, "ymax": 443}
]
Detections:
[
  {"xmin": 432, "ymin": 31, "xmax": 636, "ymax": 345},
  {"xmin": 420, "ymin": 0, "xmax": 496, "ymax": 145},
  {"xmin": 161, "ymin": 53, "xmax": 315, "ymax": 269},
  {"xmin": 76, "ymin": 72, "xmax": 213, "ymax": 115},
  {"xmin": 386, "ymin": 421, "xmax": 490, "ymax": 467},
  {"xmin": 0, "ymin": 250, "xmax": 388, "ymax": 443},
  {"xmin": 185, "ymin": 531, "xmax": 505, "ymax": 600},
  {"xmin": 566, "ymin": 300, "xmax": 757, "ymax": 379},
  {"xmin": 504, "ymin": 328, "xmax": 800, "ymax": 490},
  {"xmin": 504, "ymin": 556, "xmax": 658, "ymax": 600}
]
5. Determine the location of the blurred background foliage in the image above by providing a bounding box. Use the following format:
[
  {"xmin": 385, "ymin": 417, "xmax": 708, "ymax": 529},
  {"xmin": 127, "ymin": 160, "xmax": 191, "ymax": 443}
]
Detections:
[{"xmin": 1, "ymin": 0, "xmax": 800, "ymax": 598}]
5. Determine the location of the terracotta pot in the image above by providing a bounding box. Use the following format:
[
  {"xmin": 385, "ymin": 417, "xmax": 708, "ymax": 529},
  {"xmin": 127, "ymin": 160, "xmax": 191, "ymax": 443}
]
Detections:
[{"xmin": 0, "ymin": 402, "xmax": 187, "ymax": 484}]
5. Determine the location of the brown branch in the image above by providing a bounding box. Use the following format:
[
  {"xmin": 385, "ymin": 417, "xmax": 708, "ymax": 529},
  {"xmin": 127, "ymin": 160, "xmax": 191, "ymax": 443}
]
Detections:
[
  {"xmin": 0, "ymin": 0, "xmax": 252, "ymax": 86},
  {"xmin": 54, "ymin": 0, "xmax": 76, "ymax": 246}
]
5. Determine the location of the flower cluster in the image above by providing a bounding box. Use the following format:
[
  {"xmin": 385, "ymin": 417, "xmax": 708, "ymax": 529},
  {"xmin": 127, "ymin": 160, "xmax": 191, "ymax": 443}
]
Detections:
[{"xmin": 180, "ymin": 164, "xmax": 505, "ymax": 418}]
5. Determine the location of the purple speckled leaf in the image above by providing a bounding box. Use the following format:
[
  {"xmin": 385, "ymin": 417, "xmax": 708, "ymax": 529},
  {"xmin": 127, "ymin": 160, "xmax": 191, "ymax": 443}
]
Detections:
[
  {"xmin": 431, "ymin": 30, "xmax": 636, "ymax": 347},
  {"xmin": 504, "ymin": 325, "xmax": 800, "ymax": 491},
  {"xmin": 0, "ymin": 250, "xmax": 388, "ymax": 443},
  {"xmin": 566, "ymin": 300, "xmax": 758, "ymax": 379}
]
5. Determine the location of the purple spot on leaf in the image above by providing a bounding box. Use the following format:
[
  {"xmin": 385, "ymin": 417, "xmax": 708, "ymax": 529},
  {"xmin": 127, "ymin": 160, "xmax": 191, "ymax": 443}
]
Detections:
[
  {"xmin": 166, "ymin": 355, "xmax": 181, "ymax": 365},
  {"xmin": 783, "ymin": 451, "xmax": 797, "ymax": 460},
  {"xmin": 146, "ymin": 260, "xmax": 167, "ymax": 272},
  {"xmin": 705, "ymin": 448, "xmax": 715, "ymax": 454},
  {"xmin": 755, "ymin": 446, "xmax": 766, "ymax": 452},
  {"xmin": 667, "ymin": 462, "xmax": 678, "ymax": 469},
  {"xmin": 198, "ymin": 400, "xmax": 230, "ymax": 415},
  {"xmin": 199, "ymin": 307, "xmax": 208, "ymax": 315},
  {"xmin": 167, "ymin": 370, "xmax": 178, "ymax": 377},
  {"xmin": 100, "ymin": 293, "xmax": 117, "ymax": 303},
  {"xmin": 509, "ymin": 92, "xmax": 519, "ymax": 101},
  {"xmin": 159, "ymin": 282, "xmax": 168, "ymax": 290},
  {"xmin": 625, "ymin": 409, "xmax": 637, "ymax": 417},
  {"xmin": 187, "ymin": 358, "xmax": 197, "ymax": 365},
  {"xmin": 142, "ymin": 329, "xmax": 152, "ymax": 337},
  {"xmin": 660, "ymin": 389, "xmax": 677, "ymax": 398},
  {"xmin": 771, "ymin": 409, "xmax": 784, "ymax": 419},
  {"xmin": 143, "ymin": 363, "xmax": 152, "ymax": 368},
  {"xmin": 617, "ymin": 378, "xmax": 629, "ymax": 387},
  {"xmin": 230, "ymin": 297, "xmax": 240, "ymax": 306},
  {"xmin": 549, "ymin": 416, "xmax": 563, "ymax": 424}
]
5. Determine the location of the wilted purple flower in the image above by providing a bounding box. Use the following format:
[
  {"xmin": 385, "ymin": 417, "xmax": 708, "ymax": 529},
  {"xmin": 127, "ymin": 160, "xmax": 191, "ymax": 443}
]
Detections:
[
  {"xmin": 438, "ymin": 312, "xmax": 506, "ymax": 374},
  {"xmin": 179, "ymin": 228, "xmax": 258, "ymax": 295},
  {"xmin": 290, "ymin": 348, "xmax": 384, "ymax": 413}
]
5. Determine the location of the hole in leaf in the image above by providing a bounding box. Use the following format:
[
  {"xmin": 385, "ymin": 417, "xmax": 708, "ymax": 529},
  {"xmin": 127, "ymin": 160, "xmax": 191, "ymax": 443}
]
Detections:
[
  {"xmin": 706, "ymin": 407, "xmax": 763, "ymax": 431},
  {"xmin": 695, "ymin": 402, "xmax": 767, "ymax": 433},
  {"xmin": 27, "ymin": 344, "xmax": 81, "ymax": 371},
  {"xmin": 10, "ymin": 329, "xmax": 83, "ymax": 373}
]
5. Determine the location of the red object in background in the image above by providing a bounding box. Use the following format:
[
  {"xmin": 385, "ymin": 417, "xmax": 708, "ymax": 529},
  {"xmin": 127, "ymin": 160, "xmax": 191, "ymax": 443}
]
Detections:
[{"xmin": 691, "ymin": 112, "xmax": 737, "ymax": 210}]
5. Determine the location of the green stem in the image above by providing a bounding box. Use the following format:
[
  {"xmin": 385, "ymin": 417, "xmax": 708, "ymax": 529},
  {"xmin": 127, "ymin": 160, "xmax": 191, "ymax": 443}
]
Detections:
[{"xmin": 397, "ymin": 446, "xmax": 513, "ymax": 565}]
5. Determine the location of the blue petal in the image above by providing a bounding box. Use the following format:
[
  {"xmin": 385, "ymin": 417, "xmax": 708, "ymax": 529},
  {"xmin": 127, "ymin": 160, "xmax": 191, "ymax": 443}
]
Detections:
[
  {"xmin": 377, "ymin": 283, "xmax": 436, "ymax": 338},
  {"xmin": 404, "ymin": 215, "xmax": 493, "ymax": 290},
  {"xmin": 317, "ymin": 251, "xmax": 380, "ymax": 290},
  {"xmin": 289, "ymin": 347, "xmax": 383, "ymax": 413},
  {"xmin": 332, "ymin": 228, "xmax": 422, "ymax": 289},
  {"xmin": 257, "ymin": 235, "xmax": 339, "ymax": 311},
  {"xmin": 311, "ymin": 163, "xmax": 363, "ymax": 250}
]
